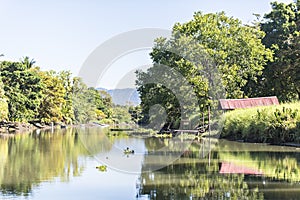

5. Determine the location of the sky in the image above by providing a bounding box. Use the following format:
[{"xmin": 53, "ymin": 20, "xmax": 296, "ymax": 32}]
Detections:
[{"xmin": 0, "ymin": 0, "xmax": 294, "ymax": 89}]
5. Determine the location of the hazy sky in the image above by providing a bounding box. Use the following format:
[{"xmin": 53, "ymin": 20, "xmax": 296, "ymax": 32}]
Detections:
[{"xmin": 0, "ymin": 0, "xmax": 293, "ymax": 88}]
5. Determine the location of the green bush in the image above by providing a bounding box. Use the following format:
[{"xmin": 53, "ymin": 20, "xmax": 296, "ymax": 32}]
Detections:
[
  {"xmin": 99, "ymin": 118, "xmax": 114, "ymax": 125},
  {"xmin": 221, "ymin": 102, "xmax": 300, "ymax": 144}
]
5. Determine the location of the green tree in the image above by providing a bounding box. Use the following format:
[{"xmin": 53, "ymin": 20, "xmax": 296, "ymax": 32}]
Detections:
[
  {"xmin": 111, "ymin": 105, "xmax": 132, "ymax": 124},
  {"xmin": 72, "ymin": 77, "xmax": 96, "ymax": 123},
  {"xmin": 0, "ymin": 60, "xmax": 43, "ymax": 121},
  {"xmin": 21, "ymin": 56, "xmax": 36, "ymax": 69},
  {"xmin": 254, "ymin": 1, "xmax": 300, "ymax": 101},
  {"xmin": 0, "ymin": 78, "xmax": 8, "ymax": 121},
  {"xmin": 136, "ymin": 12, "xmax": 272, "ymax": 128},
  {"xmin": 37, "ymin": 70, "xmax": 66, "ymax": 123},
  {"xmin": 84, "ymin": 88, "xmax": 114, "ymax": 123},
  {"xmin": 96, "ymin": 90, "xmax": 113, "ymax": 119},
  {"xmin": 0, "ymin": 57, "xmax": 113, "ymax": 124},
  {"xmin": 128, "ymin": 105, "xmax": 143, "ymax": 124},
  {"xmin": 173, "ymin": 12, "xmax": 272, "ymax": 98},
  {"xmin": 58, "ymin": 71, "xmax": 74, "ymax": 124}
]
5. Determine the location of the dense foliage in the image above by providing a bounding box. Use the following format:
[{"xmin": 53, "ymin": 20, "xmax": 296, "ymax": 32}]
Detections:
[
  {"xmin": 0, "ymin": 79, "xmax": 8, "ymax": 121},
  {"xmin": 172, "ymin": 12, "xmax": 273, "ymax": 99},
  {"xmin": 248, "ymin": 1, "xmax": 300, "ymax": 101},
  {"xmin": 2, "ymin": 1, "xmax": 300, "ymax": 133},
  {"xmin": 137, "ymin": 1, "xmax": 300, "ymax": 133},
  {"xmin": 0, "ymin": 59, "xmax": 43, "ymax": 121},
  {"xmin": 111, "ymin": 105, "xmax": 133, "ymax": 124},
  {"xmin": 221, "ymin": 102, "xmax": 300, "ymax": 144},
  {"xmin": 136, "ymin": 12, "xmax": 273, "ymax": 129},
  {"xmin": 0, "ymin": 57, "xmax": 112, "ymax": 124}
]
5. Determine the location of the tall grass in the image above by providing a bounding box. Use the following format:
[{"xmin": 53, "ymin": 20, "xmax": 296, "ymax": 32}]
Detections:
[{"xmin": 221, "ymin": 102, "xmax": 300, "ymax": 144}]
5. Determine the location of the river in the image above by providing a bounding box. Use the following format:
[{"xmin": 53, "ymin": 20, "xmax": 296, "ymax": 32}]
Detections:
[{"xmin": 0, "ymin": 127, "xmax": 299, "ymax": 199}]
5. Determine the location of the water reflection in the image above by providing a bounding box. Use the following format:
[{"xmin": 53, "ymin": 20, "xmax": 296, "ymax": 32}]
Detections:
[
  {"xmin": 0, "ymin": 128, "xmax": 300, "ymax": 199},
  {"xmin": 0, "ymin": 128, "xmax": 108, "ymax": 196},
  {"xmin": 138, "ymin": 139, "xmax": 300, "ymax": 199}
]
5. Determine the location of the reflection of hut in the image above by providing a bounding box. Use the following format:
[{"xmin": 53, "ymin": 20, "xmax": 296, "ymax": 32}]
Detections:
[
  {"xmin": 219, "ymin": 96, "xmax": 279, "ymax": 111},
  {"xmin": 219, "ymin": 162, "xmax": 263, "ymax": 175}
]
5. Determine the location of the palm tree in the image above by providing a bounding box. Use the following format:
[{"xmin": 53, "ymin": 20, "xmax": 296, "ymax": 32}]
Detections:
[{"xmin": 21, "ymin": 56, "xmax": 36, "ymax": 69}]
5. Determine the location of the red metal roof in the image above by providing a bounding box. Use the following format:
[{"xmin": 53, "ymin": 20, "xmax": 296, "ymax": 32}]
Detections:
[
  {"xmin": 219, "ymin": 162, "xmax": 263, "ymax": 175},
  {"xmin": 219, "ymin": 96, "xmax": 279, "ymax": 110}
]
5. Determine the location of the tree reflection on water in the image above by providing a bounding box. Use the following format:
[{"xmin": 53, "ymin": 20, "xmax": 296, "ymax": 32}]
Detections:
[
  {"xmin": 0, "ymin": 127, "xmax": 111, "ymax": 196},
  {"xmin": 0, "ymin": 130, "xmax": 300, "ymax": 199},
  {"xmin": 138, "ymin": 138, "xmax": 300, "ymax": 199}
]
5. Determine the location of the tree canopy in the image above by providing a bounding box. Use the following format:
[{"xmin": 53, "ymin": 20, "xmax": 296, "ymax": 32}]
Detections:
[
  {"xmin": 0, "ymin": 60, "xmax": 43, "ymax": 121},
  {"xmin": 136, "ymin": 12, "xmax": 273, "ymax": 129},
  {"xmin": 0, "ymin": 58, "xmax": 113, "ymax": 124},
  {"xmin": 172, "ymin": 12, "xmax": 273, "ymax": 98},
  {"xmin": 253, "ymin": 1, "xmax": 300, "ymax": 101}
]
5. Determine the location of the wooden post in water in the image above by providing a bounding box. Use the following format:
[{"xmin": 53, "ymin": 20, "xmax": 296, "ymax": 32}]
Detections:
[
  {"xmin": 208, "ymin": 105, "xmax": 211, "ymax": 137},
  {"xmin": 51, "ymin": 122, "xmax": 54, "ymax": 133},
  {"xmin": 208, "ymin": 103, "xmax": 211, "ymax": 167},
  {"xmin": 202, "ymin": 112, "xmax": 205, "ymax": 129}
]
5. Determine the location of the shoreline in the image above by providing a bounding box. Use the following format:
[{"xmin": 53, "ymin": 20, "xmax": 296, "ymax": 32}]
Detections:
[
  {"xmin": 0, "ymin": 122, "xmax": 105, "ymax": 138},
  {"xmin": 1, "ymin": 123, "xmax": 299, "ymax": 149},
  {"xmin": 219, "ymin": 136, "xmax": 300, "ymax": 148}
]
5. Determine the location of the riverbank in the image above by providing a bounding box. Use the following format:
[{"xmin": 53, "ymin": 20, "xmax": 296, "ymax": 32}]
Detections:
[
  {"xmin": 0, "ymin": 121, "xmax": 43, "ymax": 134},
  {"xmin": 221, "ymin": 102, "xmax": 300, "ymax": 145},
  {"xmin": 0, "ymin": 121, "xmax": 106, "ymax": 137}
]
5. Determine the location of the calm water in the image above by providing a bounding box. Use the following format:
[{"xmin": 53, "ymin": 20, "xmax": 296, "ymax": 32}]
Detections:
[{"xmin": 0, "ymin": 127, "xmax": 300, "ymax": 200}]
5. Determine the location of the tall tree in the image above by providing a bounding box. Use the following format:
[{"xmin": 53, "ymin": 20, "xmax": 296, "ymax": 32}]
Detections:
[
  {"xmin": 255, "ymin": 1, "xmax": 300, "ymax": 101},
  {"xmin": 172, "ymin": 12, "xmax": 272, "ymax": 98},
  {"xmin": 136, "ymin": 12, "xmax": 272, "ymax": 128},
  {"xmin": 0, "ymin": 57, "xmax": 113, "ymax": 124},
  {"xmin": 58, "ymin": 71, "xmax": 74, "ymax": 124},
  {"xmin": 37, "ymin": 70, "xmax": 66, "ymax": 123},
  {"xmin": 72, "ymin": 77, "xmax": 97, "ymax": 123},
  {"xmin": 97, "ymin": 90, "xmax": 113, "ymax": 118},
  {"xmin": 21, "ymin": 56, "xmax": 36, "ymax": 69},
  {"xmin": 87, "ymin": 88, "xmax": 112, "ymax": 121},
  {"xmin": 0, "ymin": 61, "xmax": 43, "ymax": 121}
]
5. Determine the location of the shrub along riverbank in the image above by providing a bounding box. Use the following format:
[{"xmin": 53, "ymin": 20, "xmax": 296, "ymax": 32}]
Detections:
[{"xmin": 221, "ymin": 102, "xmax": 300, "ymax": 144}]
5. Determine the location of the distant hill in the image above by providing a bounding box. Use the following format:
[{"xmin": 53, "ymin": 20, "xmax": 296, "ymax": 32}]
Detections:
[{"xmin": 97, "ymin": 88, "xmax": 141, "ymax": 106}]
